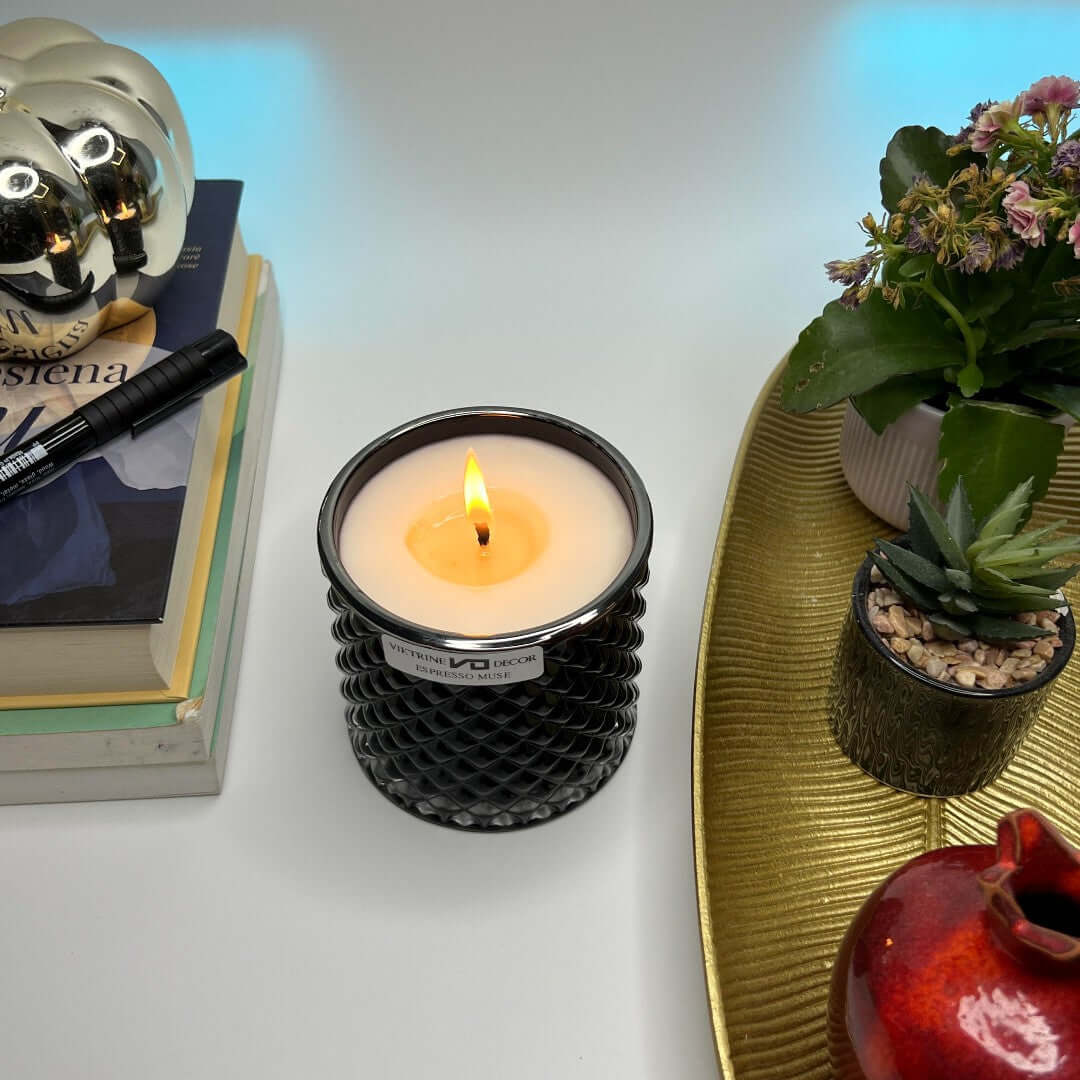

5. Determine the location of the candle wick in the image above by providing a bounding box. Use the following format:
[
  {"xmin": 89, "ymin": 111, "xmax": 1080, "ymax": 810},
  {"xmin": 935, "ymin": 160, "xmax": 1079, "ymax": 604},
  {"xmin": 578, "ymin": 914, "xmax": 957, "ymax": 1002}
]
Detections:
[{"xmin": 475, "ymin": 521, "xmax": 491, "ymax": 547}]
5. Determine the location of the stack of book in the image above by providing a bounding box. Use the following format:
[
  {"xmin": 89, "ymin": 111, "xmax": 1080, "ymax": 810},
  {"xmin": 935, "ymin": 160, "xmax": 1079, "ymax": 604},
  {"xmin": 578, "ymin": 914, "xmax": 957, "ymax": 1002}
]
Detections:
[{"xmin": 0, "ymin": 180, "xmax": 282, "ymax": 804}]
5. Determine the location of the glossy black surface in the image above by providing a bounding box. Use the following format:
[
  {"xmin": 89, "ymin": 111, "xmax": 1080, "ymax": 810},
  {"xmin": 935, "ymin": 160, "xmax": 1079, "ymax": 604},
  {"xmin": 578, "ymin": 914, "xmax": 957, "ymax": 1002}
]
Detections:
[{"xmin": 329, "ymin": 572, "xmax": 647, "ymax": 829}]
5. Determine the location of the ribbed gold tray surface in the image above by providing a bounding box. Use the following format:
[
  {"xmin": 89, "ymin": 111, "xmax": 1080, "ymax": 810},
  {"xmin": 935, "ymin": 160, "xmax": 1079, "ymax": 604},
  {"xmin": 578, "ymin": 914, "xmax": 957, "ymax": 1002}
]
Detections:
[{"xmin": 692, "ymin": 365, "xmax": 1080, "ymax": 1079}]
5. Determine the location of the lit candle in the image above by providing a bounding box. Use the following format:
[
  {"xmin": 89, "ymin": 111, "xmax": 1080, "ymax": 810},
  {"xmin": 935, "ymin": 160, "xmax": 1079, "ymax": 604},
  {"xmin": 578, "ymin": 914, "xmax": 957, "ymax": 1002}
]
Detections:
[
  {"xmin": 318, "ymin": 407, "xmax": 652, "ymax": 831},
  {"xmin": 338, "ymin": 433, "xmax": 634, "ymax": 636}
]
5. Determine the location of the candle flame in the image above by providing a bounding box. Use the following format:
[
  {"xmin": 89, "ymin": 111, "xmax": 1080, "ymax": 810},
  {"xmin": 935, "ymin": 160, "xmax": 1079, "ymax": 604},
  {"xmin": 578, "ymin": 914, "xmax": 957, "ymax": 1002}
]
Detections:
[
  {"xmin": 464, "ymin": 449, "xmax": 492, "ymax": 546},
  {"xmin": 46, "ymin": 232, "xmax": 72, "ymax": 255}
]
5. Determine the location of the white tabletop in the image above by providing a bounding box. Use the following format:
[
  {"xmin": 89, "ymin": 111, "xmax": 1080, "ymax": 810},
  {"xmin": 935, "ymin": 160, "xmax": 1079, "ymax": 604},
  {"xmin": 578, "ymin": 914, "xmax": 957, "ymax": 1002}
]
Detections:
[{"xmin": 3, "ymin": 3, "xmax": 1076, "ymax": 1076}]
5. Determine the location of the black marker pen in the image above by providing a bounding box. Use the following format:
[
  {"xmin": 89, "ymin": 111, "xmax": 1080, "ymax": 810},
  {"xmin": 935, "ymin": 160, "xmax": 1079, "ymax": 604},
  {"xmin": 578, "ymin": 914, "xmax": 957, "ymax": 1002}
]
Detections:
[{"xmin": 0, "ymin": 330, "xmax": 247, "ymax": 507}]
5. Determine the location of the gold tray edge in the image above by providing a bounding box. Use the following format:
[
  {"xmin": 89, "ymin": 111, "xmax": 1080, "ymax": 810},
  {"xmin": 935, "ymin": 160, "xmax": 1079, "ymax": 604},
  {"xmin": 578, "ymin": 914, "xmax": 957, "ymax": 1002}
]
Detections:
[{"xmin": 692, "ymin": 357, "xmax": 788, "ymax": 1079}]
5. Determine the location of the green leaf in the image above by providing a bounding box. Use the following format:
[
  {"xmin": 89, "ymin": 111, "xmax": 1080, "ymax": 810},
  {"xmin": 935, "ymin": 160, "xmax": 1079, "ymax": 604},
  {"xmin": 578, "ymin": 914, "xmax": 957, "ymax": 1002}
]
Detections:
[
  {"xmin": 908, "ymin": 487, "xmax": 969, "ymax": 570},
  {"xmin": 973, "ymin": 566, "xmax": 1063, "ymax": 598},
  {"xmin": 987, "ymin": 559, "xmax": 1080, "ymax": 584},
  {"xmin": 899, "ymin": 255, "xmax": 935, "ymax": 279},
  {"xmin": 875, "ymin": 539, "xmax": 949, "ymax": 591},
  {"xmin": 939, "ymin": 591, "xmax": 979, "ymax": 615},
  {"xmin": 939, "ymin": 404, "xmax": 1064, "ymax": 524},
  {"xmin": 782, "ymin": 296, "xmax": 965, "ymax": 413},
  {"xmin": 1021, "ymin": 382, "xmax": 1080, "ymax": 422},
  {"xmin": 869, "ymin": 552, "xmax": 939, "ymax": 612},
  {"xmin": 1032, "ymin": 242, "xmax": 1079, "ymax": 300},
  {"xmin": 1015, "ymin": 565, "xmax": 1079, "ymax": 590},
  {"xmin": 979, "ymin": 253, "xmax": 1051, "ymax": 339},
  {"xmin": 1030, "ymin": 297, "xmax": 1080, "ymax": 321},
  {"xmin": 906, "ymin": 491, "xmax": 939, "ymax": 562},
  {"xmin": 944, "ymin": 567, "xmax": 974, "ymax": 591},
  {"xmin": 977, "ymin": 349, "xmax": 1033, "ymax": 391},
  {"xmin": 964, "ymin": 280, "xmax": 1014, "ymax": 324},
  {"xmin": 956, "ymin": 363, "xmax": 984, "ymax": 397},
  {"xmin": 982, "ymin": 537, "xmax": 1080, "ymax": 570},
  {"xmin": 967, "ymin": 615, "xmax": 1054, "ymax": 641},
  {"xmin": 972, "ymin": 593, "xmax": 1063, "ymax": 614},
  {"xmin": 1027, "ymin": 347, "xmax": 1080, "ymax": 384},
  {"xmin": 966, "ymin": 534, "xmax": 1012, "ymax": 559},
  {"xmin": 944, "ymin": 476, "xmax": 975, "ymax": 551},
  {"xmin": 977, "ymin": 477, "xmax": 1035, "ymax": 542},
  {"xmin": 993, "ymin": 321, "xmax": 1080, "ymax": 354},
  {"xmin": 983, "ymin": 520, "xmax": 1068, "ymax": 559},
  {"xmin": 929, "ymin": 613, "xmax": 972, "ymax": 640},
  {"xmin": 879, "ymin": 126, "xmax": 977, "ymax": 213},
  {"xmin": 852, "ymin": 374, "xmax": 946, "ymax": 434}
]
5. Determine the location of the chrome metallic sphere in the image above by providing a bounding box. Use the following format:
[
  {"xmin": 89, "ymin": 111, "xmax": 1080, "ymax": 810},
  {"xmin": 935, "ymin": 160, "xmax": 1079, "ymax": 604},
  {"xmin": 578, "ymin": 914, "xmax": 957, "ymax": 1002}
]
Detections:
[{"xmin": 0, "ymin": 18, "xmax": 194, "ymax": 361}]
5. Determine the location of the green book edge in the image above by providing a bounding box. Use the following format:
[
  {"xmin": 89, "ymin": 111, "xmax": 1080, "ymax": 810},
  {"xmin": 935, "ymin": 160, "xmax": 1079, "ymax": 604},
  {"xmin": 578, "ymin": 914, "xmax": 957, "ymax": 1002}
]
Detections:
[{"xmin": 0, "ymin": 288, "xmax": 267, "ymax": 738}]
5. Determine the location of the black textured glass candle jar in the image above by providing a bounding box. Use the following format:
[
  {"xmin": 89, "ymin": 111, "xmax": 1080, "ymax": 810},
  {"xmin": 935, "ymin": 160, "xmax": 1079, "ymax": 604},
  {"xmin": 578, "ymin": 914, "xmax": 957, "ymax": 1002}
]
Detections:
[{"xmin": 317, "ymin": 407, "xmax": 652, "ymax": 830}]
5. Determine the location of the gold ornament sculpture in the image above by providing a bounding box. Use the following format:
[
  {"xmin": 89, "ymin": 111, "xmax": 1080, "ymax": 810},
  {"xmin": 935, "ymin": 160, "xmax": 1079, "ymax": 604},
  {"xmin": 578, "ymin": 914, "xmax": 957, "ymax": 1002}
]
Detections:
[{"xmin": 0, "ymin": 18, "xmax": 194, "ymax": 361}]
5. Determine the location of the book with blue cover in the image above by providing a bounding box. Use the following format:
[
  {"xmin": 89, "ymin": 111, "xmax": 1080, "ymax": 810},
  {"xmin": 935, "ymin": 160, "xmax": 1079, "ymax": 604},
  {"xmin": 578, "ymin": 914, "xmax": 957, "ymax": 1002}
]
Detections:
[{"xmin": 0, "ymin": 179, "xmax": 248, "ymax": 698}]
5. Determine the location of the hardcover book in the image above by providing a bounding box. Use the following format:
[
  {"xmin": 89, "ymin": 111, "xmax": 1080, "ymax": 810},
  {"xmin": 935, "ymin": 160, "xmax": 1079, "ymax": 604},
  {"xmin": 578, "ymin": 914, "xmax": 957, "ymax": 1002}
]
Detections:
[
  {"xmin": 0, "ymin": 180, "xmax": 248, "ymax": 698},
  {"xmin": 0, "ymin": 262, "xmax": 282, "ymax": 802}
]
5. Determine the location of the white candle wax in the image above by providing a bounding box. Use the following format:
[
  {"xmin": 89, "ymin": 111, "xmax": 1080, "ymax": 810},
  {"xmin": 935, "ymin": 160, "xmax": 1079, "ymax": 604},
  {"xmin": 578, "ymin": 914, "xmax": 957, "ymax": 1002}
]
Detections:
[{"xmin": 338, "ymin": 433, "xmax": 634, "ymax": 635}]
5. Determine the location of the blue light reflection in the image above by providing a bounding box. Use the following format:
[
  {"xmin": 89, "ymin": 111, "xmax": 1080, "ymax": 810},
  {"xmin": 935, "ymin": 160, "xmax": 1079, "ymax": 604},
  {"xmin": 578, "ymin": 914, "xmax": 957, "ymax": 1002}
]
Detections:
[
  {"xmin": 111, "ymin": 34, "xmax": 342, "ymax": 320},
  {"xmin": 829, "ymin": 4, "xmax": 1080, "ymax": 133}
]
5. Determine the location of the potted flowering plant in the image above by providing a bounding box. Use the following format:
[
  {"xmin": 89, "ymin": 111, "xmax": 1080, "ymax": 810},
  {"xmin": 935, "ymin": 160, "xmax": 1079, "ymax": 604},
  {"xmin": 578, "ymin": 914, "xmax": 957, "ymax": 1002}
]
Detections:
[{"xmin": 783, "ymin": 76, "xmax": 1080, "ymax": 528}]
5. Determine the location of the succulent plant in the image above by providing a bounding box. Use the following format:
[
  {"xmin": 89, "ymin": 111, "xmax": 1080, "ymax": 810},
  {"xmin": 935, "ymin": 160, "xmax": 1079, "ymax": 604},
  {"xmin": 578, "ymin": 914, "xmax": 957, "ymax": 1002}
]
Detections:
[{"xmin": 871, "ymin": 478, "xmax": 1080, "ymax": 642}]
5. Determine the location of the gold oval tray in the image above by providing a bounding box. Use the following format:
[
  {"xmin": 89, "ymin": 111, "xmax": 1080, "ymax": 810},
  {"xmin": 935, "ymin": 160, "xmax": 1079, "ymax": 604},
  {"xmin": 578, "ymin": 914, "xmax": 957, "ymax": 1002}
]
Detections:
[{"xmin": 692, "ymin": 363, "xmax": 1080, "ymax": 1079}]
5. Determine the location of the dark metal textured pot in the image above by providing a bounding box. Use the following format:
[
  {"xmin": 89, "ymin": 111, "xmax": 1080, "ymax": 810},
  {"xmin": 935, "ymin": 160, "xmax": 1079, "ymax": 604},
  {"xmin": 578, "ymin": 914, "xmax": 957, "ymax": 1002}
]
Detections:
[
  {"xmin": 317, "ymin": 407, "xmax": 653, "ymax": 831},
  {"xmin": 829, "ymin": 554, "xmax": 1075, "ymax": 797}
]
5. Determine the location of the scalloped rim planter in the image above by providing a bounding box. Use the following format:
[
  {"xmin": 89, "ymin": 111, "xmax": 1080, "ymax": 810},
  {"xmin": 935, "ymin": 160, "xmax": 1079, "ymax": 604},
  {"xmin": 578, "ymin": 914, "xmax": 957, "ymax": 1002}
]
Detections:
[{"xmin": 839, "ymin": 401, "xmax": 1076, "ymax": 530}]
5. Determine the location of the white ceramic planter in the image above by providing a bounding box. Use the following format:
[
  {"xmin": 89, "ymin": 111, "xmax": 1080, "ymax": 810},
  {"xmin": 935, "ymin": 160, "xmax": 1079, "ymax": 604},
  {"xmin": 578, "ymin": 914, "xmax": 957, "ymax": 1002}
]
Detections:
[
  {"xmin": 840, "ymin": 401, "xmax": 1075, "ymax": 530},
  {"xmin": 839, "ymin": 401, "xmax": 945, "ymax": 529}
]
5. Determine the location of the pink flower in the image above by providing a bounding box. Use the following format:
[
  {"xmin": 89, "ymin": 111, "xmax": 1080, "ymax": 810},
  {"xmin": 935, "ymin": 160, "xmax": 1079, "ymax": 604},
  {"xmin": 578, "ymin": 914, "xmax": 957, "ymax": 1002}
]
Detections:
[
  {"xmin": 1003, "ymin": 181, "xmax": 1047, "ymax": 246},
  {"xmin": 1023, "ymin": 75, "xmax": 1080, "ymax": 114},
  {"xmin": 970, "ymin": 98, "xmax": 1022, "ymax": 152},
  {"xmin": 1069, "ymin": 216, "xmax": 1080, "ymax": 259}
]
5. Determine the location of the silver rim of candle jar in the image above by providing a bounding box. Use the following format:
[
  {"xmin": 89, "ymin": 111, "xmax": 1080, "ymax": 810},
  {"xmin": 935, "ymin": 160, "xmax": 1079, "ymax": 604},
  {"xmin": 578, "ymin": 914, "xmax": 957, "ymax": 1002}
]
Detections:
[{"xmin": 317, "ymin": 406, "xmax": 653, "ymax": 653}]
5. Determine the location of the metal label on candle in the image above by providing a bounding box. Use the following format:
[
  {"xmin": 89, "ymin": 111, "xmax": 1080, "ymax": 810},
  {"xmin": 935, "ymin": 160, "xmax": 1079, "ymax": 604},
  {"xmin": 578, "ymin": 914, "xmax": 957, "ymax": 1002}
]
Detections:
[{"xmin": 380, "ymin": 634, "xmax": 545, "ymax": 685}]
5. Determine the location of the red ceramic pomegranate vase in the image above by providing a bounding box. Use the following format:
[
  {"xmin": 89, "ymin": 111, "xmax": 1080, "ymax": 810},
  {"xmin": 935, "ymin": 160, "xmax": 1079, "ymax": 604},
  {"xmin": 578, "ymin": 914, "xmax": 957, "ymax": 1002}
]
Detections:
[{"xmin": 829, "ymin": 809, "xmax": 1080, "ymax": 1080}]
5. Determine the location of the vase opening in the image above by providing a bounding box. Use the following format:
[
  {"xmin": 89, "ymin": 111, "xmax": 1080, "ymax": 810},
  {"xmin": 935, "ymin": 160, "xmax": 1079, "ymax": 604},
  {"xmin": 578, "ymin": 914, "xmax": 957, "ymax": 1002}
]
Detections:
[
  {"xmin": 1015, "ymin": 891, "xmax": 1080, "ymax": 939},
  {"xmin": 979, "ymin": 810, "xmax": 1080, "ymax": 965},
  {"xmin": 1006, "ymin": 813, "xmax": 1080, "ymax": 940}
]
